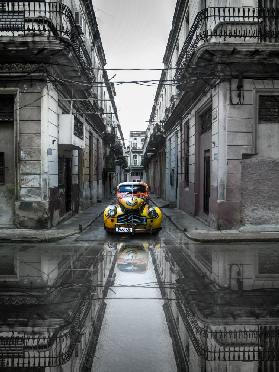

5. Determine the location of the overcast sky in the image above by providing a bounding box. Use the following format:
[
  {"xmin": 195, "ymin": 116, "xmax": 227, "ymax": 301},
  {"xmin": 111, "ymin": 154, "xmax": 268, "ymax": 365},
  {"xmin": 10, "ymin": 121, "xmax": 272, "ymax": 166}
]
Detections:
[{"xmin": 93, "ymin": 0, "xmax": 176, "ymax": 141}]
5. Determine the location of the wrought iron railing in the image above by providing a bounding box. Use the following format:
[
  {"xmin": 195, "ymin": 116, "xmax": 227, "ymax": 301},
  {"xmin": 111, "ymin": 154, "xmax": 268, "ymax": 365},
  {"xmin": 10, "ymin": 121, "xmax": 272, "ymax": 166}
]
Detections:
[
  {"xmin": 0, "ymin": 293, "xmax": 91, "ymax": 368},
  {"xmin": 0, "ymin": 1, "xmax": 94, "ymax": 79},
  {"xmin": 175, "ymin": 290, "xmax": 279, "ymax": 362},
  {"xmin": 176, "ymin": 7, "xmax": 279, "ymax": 81}
]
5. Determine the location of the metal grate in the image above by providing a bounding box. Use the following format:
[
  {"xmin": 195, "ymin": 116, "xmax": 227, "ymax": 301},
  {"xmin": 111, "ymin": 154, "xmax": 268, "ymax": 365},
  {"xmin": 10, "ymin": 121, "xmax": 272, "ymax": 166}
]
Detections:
[{"xmin": 259, "ymin": 95, "xmax": 279, "ymax": 123}]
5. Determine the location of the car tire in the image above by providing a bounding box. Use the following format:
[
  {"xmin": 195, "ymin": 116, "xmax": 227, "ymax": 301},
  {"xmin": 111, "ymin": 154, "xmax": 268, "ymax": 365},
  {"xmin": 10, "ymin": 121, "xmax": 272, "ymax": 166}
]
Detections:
[{"xmin": 104, "ymin": 225, "xmax": 113, "ymax": 234}]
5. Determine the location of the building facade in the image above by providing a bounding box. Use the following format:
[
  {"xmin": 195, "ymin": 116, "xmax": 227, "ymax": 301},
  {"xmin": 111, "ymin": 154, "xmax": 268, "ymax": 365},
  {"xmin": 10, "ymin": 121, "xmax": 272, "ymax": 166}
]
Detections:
[
  {"xmin": 0, "ymin": 0, "xmax": 125, "ymax": 229},
  {"xmin": 144, "ymin": 0, "xmax": 279, "ymax": 229},
  {"xmin": 125, "ymin": 131, "xmax": 145, "ymax": 182}
]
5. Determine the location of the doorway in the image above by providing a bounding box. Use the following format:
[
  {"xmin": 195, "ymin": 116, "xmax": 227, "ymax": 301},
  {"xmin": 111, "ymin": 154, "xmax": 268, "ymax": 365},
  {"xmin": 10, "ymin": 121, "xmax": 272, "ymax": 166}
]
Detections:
[
  {"xmin": 0, "ymin": 95, "xmax": 15, "ymax": 227},
  {"xmin": 64, "ymin": 158, "xmax": 72, "ymax": 212},
  {"xmin": 197, "ymin": 105, "xmax": 212, "ymax": 218},
  {"xmin": 203, "ymin": 150, "xmax": 210, "ymax": 214}
]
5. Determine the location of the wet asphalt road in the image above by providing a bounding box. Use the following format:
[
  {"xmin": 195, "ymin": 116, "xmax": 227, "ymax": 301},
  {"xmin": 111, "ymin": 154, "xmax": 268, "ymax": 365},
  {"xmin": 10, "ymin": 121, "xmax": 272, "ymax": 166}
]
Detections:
[
  {"xmin": 78, "ymin": 213, "xmax": 182, "ymax": 372},
  {"xmin": 1, "ymin": 214, "xmax": 279, "ymax": 371}
]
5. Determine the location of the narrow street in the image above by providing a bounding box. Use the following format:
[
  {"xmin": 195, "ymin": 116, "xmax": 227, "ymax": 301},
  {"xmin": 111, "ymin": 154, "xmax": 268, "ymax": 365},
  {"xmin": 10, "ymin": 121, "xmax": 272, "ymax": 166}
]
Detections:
[
  {"xmin": 1, "ymin": 0, "xmax": 279, "ymax": 371},
  {"xmin": 1, "ymin": 215, "xmax": 279, "ymax": 371}
]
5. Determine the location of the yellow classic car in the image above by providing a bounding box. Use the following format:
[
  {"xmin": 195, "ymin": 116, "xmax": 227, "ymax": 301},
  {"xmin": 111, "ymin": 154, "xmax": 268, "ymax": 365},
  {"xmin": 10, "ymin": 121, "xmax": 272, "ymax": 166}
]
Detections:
[{"xmin": 104, "ymin": 182, "xmax": 162, "ymax": 234}]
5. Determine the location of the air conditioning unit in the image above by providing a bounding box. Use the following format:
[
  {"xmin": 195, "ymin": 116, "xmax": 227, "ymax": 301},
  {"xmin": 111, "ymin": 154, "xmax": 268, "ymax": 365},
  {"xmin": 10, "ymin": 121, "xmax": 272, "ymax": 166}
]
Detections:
[{"xmin": 59, "ymin": 114, "xmax": 85, "ymax": 149}]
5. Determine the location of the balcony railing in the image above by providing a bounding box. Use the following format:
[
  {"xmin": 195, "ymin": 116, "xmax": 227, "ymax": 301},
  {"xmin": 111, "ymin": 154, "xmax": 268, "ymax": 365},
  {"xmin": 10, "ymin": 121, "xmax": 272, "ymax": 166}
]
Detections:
[
  {"xmin": 176, "ymin": 7, "xmax": 279, "ymax": 81},
  {"xmin": 0, "ymin": 1, "xmax": 94, "ymax": 79},
  {"xmin": 175, "ymin": 298, "xmax": 279, "ymax": 362}
]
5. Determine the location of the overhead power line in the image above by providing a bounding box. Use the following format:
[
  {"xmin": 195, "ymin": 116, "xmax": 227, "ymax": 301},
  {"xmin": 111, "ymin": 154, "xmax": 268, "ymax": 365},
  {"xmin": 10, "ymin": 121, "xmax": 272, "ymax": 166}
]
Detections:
[{"xmin": 94, "ymin": 67, "xmax": 186, "ymax": 71}]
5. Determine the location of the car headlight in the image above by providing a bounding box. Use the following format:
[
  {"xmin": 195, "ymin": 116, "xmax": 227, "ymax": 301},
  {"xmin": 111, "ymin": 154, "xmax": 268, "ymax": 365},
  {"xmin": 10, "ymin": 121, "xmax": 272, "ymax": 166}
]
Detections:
[
  {"xmin": 107, "ymin": 206, "xmax": 117, "ymax": 217},
  {"xmin": 148, "ymin": 207, "xmax": 159, "ymax": 219}
]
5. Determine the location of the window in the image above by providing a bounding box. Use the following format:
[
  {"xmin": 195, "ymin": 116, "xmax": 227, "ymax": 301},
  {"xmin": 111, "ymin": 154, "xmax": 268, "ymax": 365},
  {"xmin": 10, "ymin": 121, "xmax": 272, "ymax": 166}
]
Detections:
[
  {"xmin": 74, "ymin": 116, "xmax": 84, "ymax": 139},
  {"xmin": 133, "ymin": 154, "xmax": 137, "ymax": 166},
  {"xmin": 132, "ymin": 142, "xmax": 137, "ymax": 149},
  {"xmin": 0, "ymin": 95, "xmax": 14, "ymax": 122},
  {"xmin": 0, "ymin": 256, "xmax": 17, "ymax": 277},
  {"xmin": 200, "ymin": 106, "xmax": 212, "ymax": 134},
  {"xmin": 184, "ymin": 121, "xmax": 190, "ymax": 187},
  {"xmin": 259, "ymin": 95, "xmax": 279, "ymax": 123},
  {"xmin": 0, "ymin": 153, "xmax": 4, "ymax": 184},
  {"xmin": 74, "ymin": 12, "xmax": 80, "ymax": 24},
  {"xmin": 259, "ymin": 0, "xmax": 279, "ymax": 8},
  {"xmin": 119, "ymin": 184, "xmax": 147, "ymax": 193}
]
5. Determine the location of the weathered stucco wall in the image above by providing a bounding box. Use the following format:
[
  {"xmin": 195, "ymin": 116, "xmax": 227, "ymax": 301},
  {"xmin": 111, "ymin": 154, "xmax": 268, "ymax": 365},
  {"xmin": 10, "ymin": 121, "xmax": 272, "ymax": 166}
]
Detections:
[
  {"xmin": 241, "ymin": 158, "xmax": 279, "ymax": 225},
  {"xmin": 15, "ymin": 82, "xmax": 49, "ymax": 228}
]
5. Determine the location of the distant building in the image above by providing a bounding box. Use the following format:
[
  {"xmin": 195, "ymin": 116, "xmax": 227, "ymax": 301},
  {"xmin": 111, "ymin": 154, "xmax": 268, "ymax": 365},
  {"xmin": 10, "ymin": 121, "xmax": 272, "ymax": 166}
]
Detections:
[{"xmin": 125, "ymin": 131, "xmax": 146, "ymax": 182}]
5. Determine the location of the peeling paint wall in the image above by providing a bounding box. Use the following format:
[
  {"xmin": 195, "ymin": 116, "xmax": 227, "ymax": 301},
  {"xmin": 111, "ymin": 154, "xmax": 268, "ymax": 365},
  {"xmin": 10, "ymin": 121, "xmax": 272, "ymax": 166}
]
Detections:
[
  {"xmin": 241, "ymin": 159, "xmax": 279, "ymax": 225},
  {"xmin": 15, "ymin": 82, "xmax": 48, "ymax": 228}
]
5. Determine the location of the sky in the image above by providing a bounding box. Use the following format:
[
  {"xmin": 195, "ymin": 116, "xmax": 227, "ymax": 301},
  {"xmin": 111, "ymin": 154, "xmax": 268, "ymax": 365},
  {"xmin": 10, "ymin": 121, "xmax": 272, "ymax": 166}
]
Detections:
[{"xmin": 93, "ymin": 0, "xmax": 176, "ymax": 142}]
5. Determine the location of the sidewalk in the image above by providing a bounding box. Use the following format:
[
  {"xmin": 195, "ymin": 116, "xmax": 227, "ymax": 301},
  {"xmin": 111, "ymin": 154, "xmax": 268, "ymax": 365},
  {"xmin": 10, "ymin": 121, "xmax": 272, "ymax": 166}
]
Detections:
[
  {"xmin": 151, "ymin": 195, "xmax": 279, "ymax": 242},
  {"xmin": 0, "ymin": 201, "xmax": 109, "ymax": 242}
]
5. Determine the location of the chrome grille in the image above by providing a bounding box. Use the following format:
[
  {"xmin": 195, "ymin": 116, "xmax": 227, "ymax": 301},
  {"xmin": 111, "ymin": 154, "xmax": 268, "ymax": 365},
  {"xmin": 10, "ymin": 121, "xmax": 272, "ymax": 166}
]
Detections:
[{"xmin": 117, "ymin": 212, "xmax": 147, "ymax": 225}]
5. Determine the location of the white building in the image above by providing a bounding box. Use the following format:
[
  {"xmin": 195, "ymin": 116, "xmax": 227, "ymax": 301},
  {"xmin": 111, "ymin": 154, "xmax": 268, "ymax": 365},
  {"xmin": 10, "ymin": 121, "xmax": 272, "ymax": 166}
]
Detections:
[{"xmin": 125, "ymin": 131, "xmax": 146, "ymax": 182}]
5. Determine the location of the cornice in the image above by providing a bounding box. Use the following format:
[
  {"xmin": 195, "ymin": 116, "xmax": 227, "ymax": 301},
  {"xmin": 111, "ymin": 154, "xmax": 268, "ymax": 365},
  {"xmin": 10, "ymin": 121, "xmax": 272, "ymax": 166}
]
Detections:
[
  {"xmin": 163, "ymin": 0, "xmax": 189, "ymax": 66},
  {"xmin": 80, "ymin": 0, "xmax": 106, "ymax": 66}
]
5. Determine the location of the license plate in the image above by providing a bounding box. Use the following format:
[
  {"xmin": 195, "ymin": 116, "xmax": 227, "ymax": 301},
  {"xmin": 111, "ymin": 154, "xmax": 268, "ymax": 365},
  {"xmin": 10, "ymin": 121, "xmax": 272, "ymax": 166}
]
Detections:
[{"xmin": 116, "ymin": 227, "xmax": 133, "ymax": 233}]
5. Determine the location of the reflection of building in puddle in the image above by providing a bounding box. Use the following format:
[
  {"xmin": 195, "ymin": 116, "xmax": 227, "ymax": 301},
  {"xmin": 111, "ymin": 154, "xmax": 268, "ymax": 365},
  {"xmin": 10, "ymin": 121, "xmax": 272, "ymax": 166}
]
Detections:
[
  {"xmin": 0, "ymin": 244, "xmax": 116, "ymax": 370},
  {"xmin": 187, "ymin": 243, "xmax": 279, "ymax": 291},
  {"xmin": 116, "ymin": 242, "xmax": 150, "ymax": 273},
  {"xmin": 152, "ymin": 243, "xmax": 279, "ymax": 372}
]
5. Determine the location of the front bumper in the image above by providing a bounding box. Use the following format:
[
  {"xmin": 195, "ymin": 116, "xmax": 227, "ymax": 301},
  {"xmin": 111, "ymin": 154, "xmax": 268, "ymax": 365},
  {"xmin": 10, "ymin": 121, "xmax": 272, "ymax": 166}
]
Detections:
[{"xmin": 105, "ymin": 224, "xmax": 162, "ymax": 234}]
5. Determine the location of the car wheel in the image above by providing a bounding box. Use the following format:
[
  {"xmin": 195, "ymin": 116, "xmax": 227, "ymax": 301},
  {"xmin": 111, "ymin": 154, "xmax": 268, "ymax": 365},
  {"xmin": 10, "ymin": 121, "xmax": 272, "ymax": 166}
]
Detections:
[{"xmin": 104, "ymin": 225, "xmax": 113, "ymax": 234}]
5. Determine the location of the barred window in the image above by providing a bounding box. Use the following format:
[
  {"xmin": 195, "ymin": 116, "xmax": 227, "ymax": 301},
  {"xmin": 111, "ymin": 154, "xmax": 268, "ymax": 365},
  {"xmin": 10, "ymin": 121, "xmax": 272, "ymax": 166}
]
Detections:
[
  {"xmin": 0, "ymin": 153, "xmax": 4, "ymax": 184},
  {"xmin": 259, "ymin": 95, "xmax": 279, "ymax": 123}
]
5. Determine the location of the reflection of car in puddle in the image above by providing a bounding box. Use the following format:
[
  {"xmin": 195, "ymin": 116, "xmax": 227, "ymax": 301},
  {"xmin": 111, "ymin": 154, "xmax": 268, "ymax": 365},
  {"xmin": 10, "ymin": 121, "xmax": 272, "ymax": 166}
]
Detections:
[{"xmin": 117, "ymin": 243, "xmax": 149, "ymax": 273}]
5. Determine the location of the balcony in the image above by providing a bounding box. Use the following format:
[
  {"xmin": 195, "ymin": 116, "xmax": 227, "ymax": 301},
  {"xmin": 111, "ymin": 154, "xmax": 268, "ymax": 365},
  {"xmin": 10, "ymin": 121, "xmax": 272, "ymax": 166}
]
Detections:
[
  {"xmin": 176, "ymin": 7, "xmax": 279, "ymax": 83},
  {"xmin": 0, "ymin": 1, "xmax": 94, "ymax": 81},
  {"xmin": 145, "ymin": 123, "xmax": 165, "ymax": 155}
]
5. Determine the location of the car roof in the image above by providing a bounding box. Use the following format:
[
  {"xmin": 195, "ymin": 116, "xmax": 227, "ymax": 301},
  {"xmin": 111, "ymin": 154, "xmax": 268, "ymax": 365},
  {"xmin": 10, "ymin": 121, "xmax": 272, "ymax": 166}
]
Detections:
[{"xmin": 118, "ymin": 182, "xmax": 147, "ymax": 186}]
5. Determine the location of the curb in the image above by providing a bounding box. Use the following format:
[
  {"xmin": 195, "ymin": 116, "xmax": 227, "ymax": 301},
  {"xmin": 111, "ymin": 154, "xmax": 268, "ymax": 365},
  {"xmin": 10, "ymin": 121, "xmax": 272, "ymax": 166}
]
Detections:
[
  {"xmin": 151, "ymin": 198, "xmax": 279, "ymax": 243},
  {"xmin": 0, "ymin": 208, "xmax": 105, "ymax": 243}
]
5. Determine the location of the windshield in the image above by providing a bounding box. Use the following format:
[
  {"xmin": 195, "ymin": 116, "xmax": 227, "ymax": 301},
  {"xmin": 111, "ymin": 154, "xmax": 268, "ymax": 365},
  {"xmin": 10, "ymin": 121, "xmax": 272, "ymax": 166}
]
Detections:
[{"xmin": 118, "ymin": 184, "xmax": 147, "ymax": 193}]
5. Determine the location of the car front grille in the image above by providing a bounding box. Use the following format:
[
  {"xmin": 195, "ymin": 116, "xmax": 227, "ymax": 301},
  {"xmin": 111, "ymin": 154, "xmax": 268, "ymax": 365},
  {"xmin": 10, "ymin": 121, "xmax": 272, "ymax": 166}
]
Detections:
[{"xmin": 117, "ymin": 212, "xmax": 147, "ymax": 225}]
